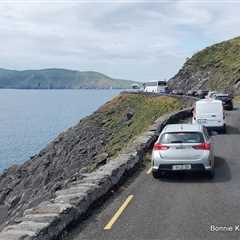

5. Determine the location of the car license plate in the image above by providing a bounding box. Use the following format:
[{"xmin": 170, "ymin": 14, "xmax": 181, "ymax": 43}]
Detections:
[
  {"xmin": 198, "ymin": 119, "xmax": 207, "ymax": 124},
  {"xmin": 173, "ymin": 146, "xmax": 189, "ymax": 149},
  {"xmin": 174, "ymin": 146, "xmax": 183, "ymax": 149},
  {"xmin": 172, "ymin": 165, "xmax": 191, "ymax": 170}
]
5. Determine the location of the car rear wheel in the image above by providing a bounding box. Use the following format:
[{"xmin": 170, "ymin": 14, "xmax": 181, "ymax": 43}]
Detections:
[
  {"xmin": 206, "ymin": 169, "xmax": 215, "ymax": 179},
  {"xmin": 222, "ymin": 125, "xmax": 226, "ymax": 134},
  {"xmin": 218, "ymin": 125, "xmax": 226, "ymax": 134},
  {"xmin": 152, "ymin": 170, "xmax": 160, "ymax": 179}
]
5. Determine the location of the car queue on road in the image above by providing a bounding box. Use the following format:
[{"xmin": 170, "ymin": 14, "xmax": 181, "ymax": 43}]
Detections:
[{"xmin": 152, "ymin": 90, "xmax": 234, "ymax": 179}]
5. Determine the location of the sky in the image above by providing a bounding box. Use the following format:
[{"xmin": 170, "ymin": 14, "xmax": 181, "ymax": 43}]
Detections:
[{"xmin": 0, "ymin": 0, "xmax": 240, "ymax": 81}]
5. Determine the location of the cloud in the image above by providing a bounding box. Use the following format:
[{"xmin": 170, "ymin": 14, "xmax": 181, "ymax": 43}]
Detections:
[{"xmin": 0, "ymin": 0, "xmax": 239, "ymax": 81}]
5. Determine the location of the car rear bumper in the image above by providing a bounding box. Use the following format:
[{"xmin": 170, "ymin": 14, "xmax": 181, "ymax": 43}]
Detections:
[
  {"xmin": 152, "ymin": 150, "xmax": 213, "ymax": 171},
  {"xmin": 152, "ymin": 163, "xmax": 213, "ymax": 172},
  {"xmin": 152, "ymin": 156, "xmax": 213, "ymax": 172},
  {"xmin": 192, "ymin": 118, "xmax": 225, "ymax": 128},
  {"xmin": 223, "ymin": 104, "xmax": 233, "ymax": 110},
  {"xmin": 206, "ymin": 125, "xmax": 225, "ymax": 132}
]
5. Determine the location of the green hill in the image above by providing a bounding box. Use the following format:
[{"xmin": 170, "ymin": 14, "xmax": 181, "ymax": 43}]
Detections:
[
  {"xmin": 169, "ymin": 36, "xmax": 240, "ymax": 94},
  {"xmin": 0, "ymin": 68, "xmax": 139, "ymax": 89}
]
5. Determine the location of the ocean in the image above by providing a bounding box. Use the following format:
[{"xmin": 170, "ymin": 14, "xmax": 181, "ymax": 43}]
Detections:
[{"xmin": 0, "ymin": 89, "xmax": 121, "ymax": 172}]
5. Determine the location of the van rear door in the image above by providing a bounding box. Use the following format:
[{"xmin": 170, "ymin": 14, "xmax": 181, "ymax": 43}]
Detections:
[{"xmin": 196, "ymin": 101, "xmax": 224, "ymax": 127}]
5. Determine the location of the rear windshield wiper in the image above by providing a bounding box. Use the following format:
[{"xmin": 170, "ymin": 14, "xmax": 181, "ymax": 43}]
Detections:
[{"xmin": 169, "ymin": 141, "xmax": 183, "ymax": 143}]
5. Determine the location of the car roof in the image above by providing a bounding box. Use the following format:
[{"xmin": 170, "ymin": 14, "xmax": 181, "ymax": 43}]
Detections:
[
  {"xmin": 215, "ymin": 93, "xmax": 229, "ymax": 97},
  {"xmin": 162, "ymin": 124, "xmax": 203, "ymax": 133},
  {"xmin": 196, "ymin": 99, "xmax": 222, "ymax": 104}
]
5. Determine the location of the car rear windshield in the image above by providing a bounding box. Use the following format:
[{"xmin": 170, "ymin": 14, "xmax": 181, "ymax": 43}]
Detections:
[
  {"xmin": 216, "ymin": 96, "xmax": 230, "ymax": 101},
  {"xmin": 160, "ymin": 132, "xmax": 204, "ymax": 144}
]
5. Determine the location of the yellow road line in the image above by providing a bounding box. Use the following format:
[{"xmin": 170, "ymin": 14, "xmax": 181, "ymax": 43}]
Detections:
[
  {"xmin": 146, "ymin": 167, "xmax": 152, "ymax": 174},
  {"xmin": 104, "ymin": 195, "xmax": 134, "ymax": 230}
]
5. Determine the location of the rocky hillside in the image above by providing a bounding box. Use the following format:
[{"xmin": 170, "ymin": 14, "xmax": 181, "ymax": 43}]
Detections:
[
  {"xmin": 0, "ymin": 68, "xmax": 138, "ymax": 89},
  {"xmin": 0, "ymin": 93, "xmax": 191, "ymax": 230},
  {"xmin": 169, "ymin": 36, "xmax": 240, "ymax": 94}
]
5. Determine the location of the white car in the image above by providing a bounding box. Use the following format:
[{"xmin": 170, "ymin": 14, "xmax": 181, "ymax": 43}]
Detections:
[
  {"xmin": 152, "ymin": 124, "xmax": 214, "ymax": 179},
  {"xmin": 192, "ymin": 99, "xmax": 225, "ymax": 133},
  {"xmin": 206, "ymin": 91, "xmax": 217, "ymax": 99}
]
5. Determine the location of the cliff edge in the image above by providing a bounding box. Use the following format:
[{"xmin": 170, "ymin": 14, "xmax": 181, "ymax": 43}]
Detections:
[
  {"xmin": 0, "ymin": 93, "xmax": 187, "ymax": 229},
  {"xmin": 169, "ymin": 36, "xmax": 240, "ymax": 94}
]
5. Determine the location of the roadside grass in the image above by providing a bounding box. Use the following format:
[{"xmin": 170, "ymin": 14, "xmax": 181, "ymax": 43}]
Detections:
[
  {"xmin": 98, "ymin": 93, "xmax": 182, "ymax": 158},
  {"xmin": 234, "ymin": 96, "xmax": 240, "ymax": 102}
]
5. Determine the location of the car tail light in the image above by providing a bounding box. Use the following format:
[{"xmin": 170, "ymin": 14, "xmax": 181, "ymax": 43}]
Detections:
[
  {"xmin": 153, "ymin": 143, "xmax": 169, "ymax": 150},
  {"xmin": 192, "ymin": 143, "xmax": 210, "ymax": 150}
]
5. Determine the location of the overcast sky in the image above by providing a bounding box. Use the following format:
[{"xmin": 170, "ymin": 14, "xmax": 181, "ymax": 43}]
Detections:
[{"xmin": 0, "ymin": 0, "xmax": 239, "ymax": 81}]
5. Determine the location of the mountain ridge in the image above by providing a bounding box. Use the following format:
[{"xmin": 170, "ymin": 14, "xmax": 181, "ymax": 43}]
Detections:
[{"xmin": 0, "ymin": 68, "xmax": 138, "ymax": 89}]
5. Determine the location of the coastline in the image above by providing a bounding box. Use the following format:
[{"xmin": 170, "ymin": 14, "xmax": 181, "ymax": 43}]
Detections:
[
  {"xmin": 0, "ymin": 92, "xmax": 194, "ymax": 231},
  {"xmin": 0, "ymin": 89, "xmax": 121, "ymax": 172}
]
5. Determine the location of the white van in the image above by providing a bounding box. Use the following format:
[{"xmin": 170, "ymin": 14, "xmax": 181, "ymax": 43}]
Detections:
[{"xmin": 192, "ymin": 99, "xmax": 225, "ymax": 133}]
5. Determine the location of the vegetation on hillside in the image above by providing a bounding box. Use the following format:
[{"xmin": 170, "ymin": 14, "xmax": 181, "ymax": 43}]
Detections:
[
  {"xmin": 0, "ymin": 68, "xmax": 138, "ymax": 89},
  {"xmin": 99, "ymin": 93, "xmax": 181, "ymax": 157},
  {"xmin": 170, "ymin": 36, "xmax": 240, "ymax": 93},
  {"xmin": 234, "ymin": 95, "xmax": 240, "ymax": 102}
]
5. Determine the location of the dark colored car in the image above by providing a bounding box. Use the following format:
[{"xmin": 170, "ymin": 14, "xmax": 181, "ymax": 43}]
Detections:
[
  {"xmin": 187, "ymin": 90, "xmax": 196, "ymax": 96},
  {"xmin": 172, "ymin": 90, "xmax": 183, "ymax": 95},
  {"xmin": 193, "ymin": 91, "xmax": 199, "ymax": 97},
  {"xmin": 176, "ymin": 90, "xmax": 184, "ymax": 95},
  {"xmin": 214, "ymin": 94, "xmax": 233, "ymax": 110},
  {"xmin": 196, "ymin": 90, "xmax": 209, "ymax": 99}
]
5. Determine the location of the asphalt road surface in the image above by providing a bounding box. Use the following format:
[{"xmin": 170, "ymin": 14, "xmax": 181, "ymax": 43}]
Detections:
[{"xmin": 64, "ymin": 107, "xmax": 240, "ymax": 240}]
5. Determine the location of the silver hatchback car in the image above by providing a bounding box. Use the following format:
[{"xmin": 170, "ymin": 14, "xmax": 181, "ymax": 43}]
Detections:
[{"xmin": 152, "ymin": 124, "xmax": 214, "ymax": 179}]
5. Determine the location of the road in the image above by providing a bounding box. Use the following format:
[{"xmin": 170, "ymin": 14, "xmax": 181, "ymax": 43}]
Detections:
[{"xmin": 64, "ymin": 108, "xmax": 240, "ymax": 240}]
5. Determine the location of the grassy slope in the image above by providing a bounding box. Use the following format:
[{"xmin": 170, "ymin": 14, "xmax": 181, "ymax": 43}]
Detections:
[
  {"xmin": 170, "ymin": 36, "xmax": 240, "ymax": 92},
  {"xmin": 98, "ymin": 93, "xmax": 182, "ymax": 158},
  {"xmin": 234, "ymin": 96, "xmax": 240, "ymax": 102},
  {"xmin": 189, "ymin": 37, "xmax": 240, "ymax": 89}
]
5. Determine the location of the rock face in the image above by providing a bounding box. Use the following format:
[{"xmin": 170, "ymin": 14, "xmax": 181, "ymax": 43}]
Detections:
[
  {"xmin": 0, "ymin": 93, "xmax": 184, "ymax": 230},
  {"xmin": 0, "ymin": 111, "xmax": 108, "ymax": 229},
  {"xmin": 169, "ymin": 36, "xmax": 240, "ymax": 94}
]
